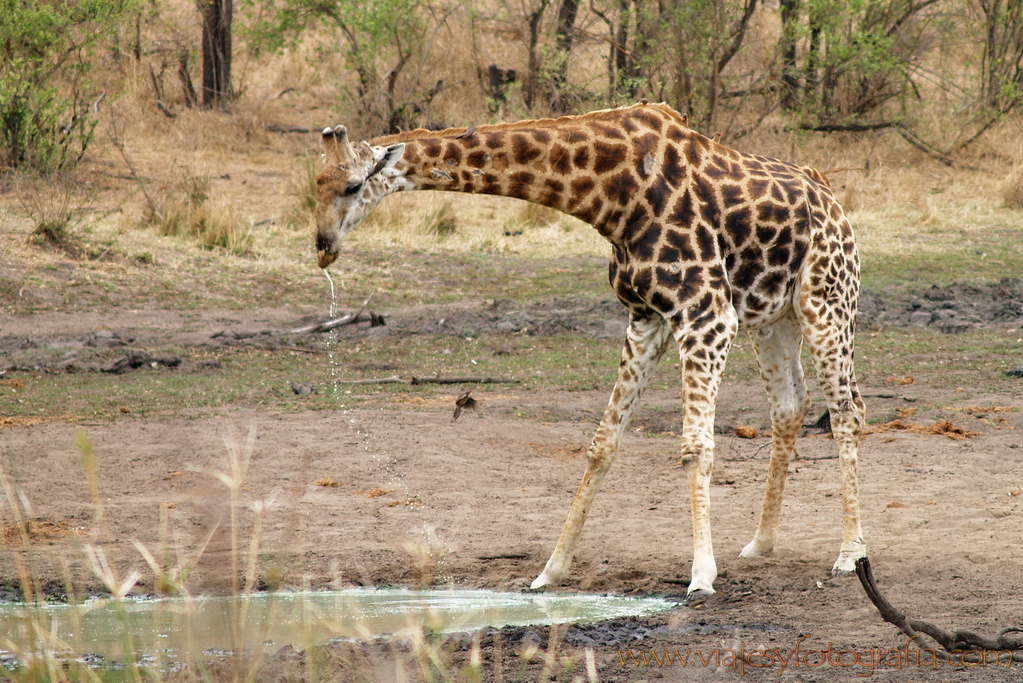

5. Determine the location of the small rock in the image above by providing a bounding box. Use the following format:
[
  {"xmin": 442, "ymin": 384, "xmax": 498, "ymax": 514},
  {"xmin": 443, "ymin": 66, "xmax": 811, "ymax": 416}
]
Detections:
[
  {"xmin": 291, "ymin": 382, "xmax": 316, "ymax": 396},
  {"xmin": 101, "ymin": 350, "xmax": 152, "ymax": 374},
  {"xmin": 908, "ymin": 311, "xmax": 932, "ymax": 327},
  {"xmin": 924, "ymin": 287, "xmax": 954, "ymax": 302}
]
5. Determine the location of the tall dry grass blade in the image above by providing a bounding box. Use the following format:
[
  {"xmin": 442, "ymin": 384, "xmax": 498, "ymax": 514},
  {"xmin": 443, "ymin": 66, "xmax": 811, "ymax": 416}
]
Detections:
[
  {"xmin": 465, "ymin": 631, "xmax": 483, "ymax": 683},
  {"xmin": 243, "ymin": 491, "xmax": 279, "ymax": 595},
  {"xmin": 81, "ymin": 544, "xmax": 144, "ymax": 683},
  {"xmin": 538, "ymin": 623, "xmax": 563, "ymax": 681},
  {"xmin": 77, "ymin": 432, "xmax": 107, "ymax": 543},
  {"xmin": 82, "ymin": 544, "xmax": 141, "ymax": 599},
  {"xmin": 585, "ymin": 646, "xmax": 599, "ymax": 682},
  {"xmin": 0, "ymin": 457, "xmax": 38, "ymax": 603},
  {"xmin": 492, "ymin": 628, "xmax": 504, "ymax": 683}
]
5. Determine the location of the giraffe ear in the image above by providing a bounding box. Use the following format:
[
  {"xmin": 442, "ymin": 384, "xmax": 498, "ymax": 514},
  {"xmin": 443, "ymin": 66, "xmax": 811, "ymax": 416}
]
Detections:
[
  {"xmin": 368, "ymin": 143, "xmax": 405, "ymax": 178},
  {"xmin": 381, "ymin": 143, "xmax": 405, "ymax": 169}
]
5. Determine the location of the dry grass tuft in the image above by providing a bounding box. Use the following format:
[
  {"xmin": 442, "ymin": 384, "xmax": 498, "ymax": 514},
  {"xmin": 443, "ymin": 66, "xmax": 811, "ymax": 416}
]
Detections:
[
  {"xmin": 283, "ymin": 154, "xmax": 319, "ymax": 230},
  {"xmin": 15, "ymin": 175, "xmax": 85, "ymax": 255},
  {"xmin": 422, "ymin": 201, "xmax": 458, "ymax": 236},
  {"xmin": 144, "ymin": 167, "xmax": 254, "ymax": 255},
  {"xmin": 0, "ymin": 413, "xmax": 81, "ymax": 430},
  {"xmin": 1001, "ymin": 165, "xmax": 1023, "ymax": 209},
  {"xmin": 2, "ymin": 519, "xmax": 73, "ymax": 546}
]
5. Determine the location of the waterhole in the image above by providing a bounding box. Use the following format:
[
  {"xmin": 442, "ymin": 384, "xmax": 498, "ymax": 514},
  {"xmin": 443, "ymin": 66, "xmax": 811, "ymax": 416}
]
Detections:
[{"xmin": 0, "ymin": 589, "xmax": 676, "ymax": 664}]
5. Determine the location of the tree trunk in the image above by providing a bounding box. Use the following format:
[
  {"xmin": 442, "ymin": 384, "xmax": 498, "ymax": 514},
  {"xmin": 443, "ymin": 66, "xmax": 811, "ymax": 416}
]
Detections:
[
  {"xmin": 615, "ymin": 0, "xmax": 634, "ymax": 96},
  {"xmin": 524, "ymin": 0, "xmax": 550, "ymax": 111},
  {"xmin": 550, "ymin": 0, "xmax": 579, "ymax": 110},
  {"xmin": 197, "ymin": 0, "xmax": 232, "ymax": 109},
  {"xmin": 778, "ymin": 0, "xmax": 799, "ymax": 109}
]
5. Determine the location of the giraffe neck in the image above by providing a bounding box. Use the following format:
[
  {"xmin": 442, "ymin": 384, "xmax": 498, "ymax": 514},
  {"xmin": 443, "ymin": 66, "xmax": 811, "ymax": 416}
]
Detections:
[{"xmin": 375, "ymin": 104, "xmax": 685, "ymax": 241}]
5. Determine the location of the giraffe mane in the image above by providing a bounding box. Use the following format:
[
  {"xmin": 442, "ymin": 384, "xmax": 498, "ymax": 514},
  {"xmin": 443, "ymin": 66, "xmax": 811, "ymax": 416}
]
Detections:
[{"xmin": 372, "ymin": 102, "xmax": 688, "ymax": 145}]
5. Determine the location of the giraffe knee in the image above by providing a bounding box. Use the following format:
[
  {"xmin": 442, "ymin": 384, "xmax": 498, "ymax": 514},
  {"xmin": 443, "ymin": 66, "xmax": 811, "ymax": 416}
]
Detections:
[
  {"xmin": 774, "ymin": 397, "xmax": 811, "ymax": 430},
  {"xmin": 679, "ymin": 440, "xmax": 713, "ymax": 472},
  {"xmin": 587, "ymin": 444, "xmax": 614, "ymax": 471},
  {"xmin": 830, "ymin": 399, "xmax": 864, "ymax": 436}
]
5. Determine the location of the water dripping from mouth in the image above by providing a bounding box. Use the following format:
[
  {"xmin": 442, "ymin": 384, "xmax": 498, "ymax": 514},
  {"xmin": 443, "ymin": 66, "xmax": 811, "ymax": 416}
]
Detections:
[{"xmin": 321, "ymin": 270, "xmax": 424, "ymax": 533}]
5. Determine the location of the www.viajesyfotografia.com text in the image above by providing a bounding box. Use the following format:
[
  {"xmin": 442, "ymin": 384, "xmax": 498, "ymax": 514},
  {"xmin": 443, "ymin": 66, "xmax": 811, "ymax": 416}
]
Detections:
[{"xmin": 618, "ymin": 636, "xmax": 1014, "ymax": 675}]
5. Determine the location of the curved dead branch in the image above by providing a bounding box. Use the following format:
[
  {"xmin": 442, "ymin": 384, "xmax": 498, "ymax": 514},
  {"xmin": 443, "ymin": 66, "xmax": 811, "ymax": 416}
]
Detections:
[{"xmin": 856, "ymin": 557, "xmax": 1023, "ymax": 662}]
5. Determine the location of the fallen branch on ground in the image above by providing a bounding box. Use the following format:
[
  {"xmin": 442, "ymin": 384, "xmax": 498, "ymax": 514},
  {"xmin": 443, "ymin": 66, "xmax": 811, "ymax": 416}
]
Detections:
[
  {"xmin": 266, "ymin": 123, "xmax": 328, "ymax": 134},
  {"xmin": 794, "ymin": 121, "xmax": 980, "ymax": 170},
  {"xmin": 411, "ymin": 376, "xmax": 520, "ymax": 385},
  {"xmin": 334, "ymin": 376, "xmax": 520, "ymax": 385},
  {"xmin": 855, "ymin": 557, "xmax": 1023, "ymax": 663},
  {"xmin": 282, "ymin": 294, "xmax": 376, "ymax": 334},
  {"xmin": 334, "ymin": 376, "xmax": 404, "ymax": 385},
  {"xmin": 211, "ymin": 295, "xmax": 378, "ymax": 339}
]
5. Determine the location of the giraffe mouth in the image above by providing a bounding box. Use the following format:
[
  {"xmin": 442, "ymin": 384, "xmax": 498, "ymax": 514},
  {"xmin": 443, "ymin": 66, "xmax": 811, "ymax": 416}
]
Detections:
[{"xmin": 318, "ymin": 250, "xmax": 339, "ymax": 269}]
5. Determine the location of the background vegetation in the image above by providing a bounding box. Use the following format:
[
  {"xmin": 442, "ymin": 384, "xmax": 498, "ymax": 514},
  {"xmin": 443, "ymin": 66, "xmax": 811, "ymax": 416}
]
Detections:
[{"xmin": 3, "ymin": 0, "xmax": 1023, "ymax": 167}]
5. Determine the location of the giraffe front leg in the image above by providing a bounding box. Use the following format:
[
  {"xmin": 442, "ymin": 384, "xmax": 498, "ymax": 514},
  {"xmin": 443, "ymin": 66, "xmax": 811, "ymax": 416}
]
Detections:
[
  {"xmin": 531, "ymin": 315, "xmax": 671, "ymax": 590},
  {"xmin": 681, "ymin": 433, "xmax": 717, "ymax": 595},
  {"xmin": 531, "ymin": 427, "xmax": 615, "ymax": 589},
  {"xmin": 673, "ymin": 306, "xmax": 737, "ymax": 596}
]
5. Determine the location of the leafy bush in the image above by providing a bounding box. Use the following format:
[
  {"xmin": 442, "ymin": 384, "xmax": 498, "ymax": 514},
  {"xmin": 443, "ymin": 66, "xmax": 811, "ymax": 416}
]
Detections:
[{"xmin": 0, "ymin": 0, "xmax": 136, "ymax": 173}]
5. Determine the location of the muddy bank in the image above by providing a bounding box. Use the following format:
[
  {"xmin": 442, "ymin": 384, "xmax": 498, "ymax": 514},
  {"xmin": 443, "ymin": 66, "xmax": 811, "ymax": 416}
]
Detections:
[{"xmin": 2, "ymin": 279, "xmax": 1023, "ymax": 375}]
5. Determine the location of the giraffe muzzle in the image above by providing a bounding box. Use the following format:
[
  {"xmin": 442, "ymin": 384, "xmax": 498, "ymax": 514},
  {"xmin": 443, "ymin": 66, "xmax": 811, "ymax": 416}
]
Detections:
[{"xmin": 318, "ymin": 250, "xmax": 339, "ymax": 269}]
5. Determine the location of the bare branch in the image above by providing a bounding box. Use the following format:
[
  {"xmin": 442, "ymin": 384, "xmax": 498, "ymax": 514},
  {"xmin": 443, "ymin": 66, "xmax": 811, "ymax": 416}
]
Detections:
[
  {"xmin": 856, "ymin": 557, "xmax": 1023, "ymax": 661},
  {"xmin": 335, "ymin": 376, "xmax": 522, "ymax": 385}
]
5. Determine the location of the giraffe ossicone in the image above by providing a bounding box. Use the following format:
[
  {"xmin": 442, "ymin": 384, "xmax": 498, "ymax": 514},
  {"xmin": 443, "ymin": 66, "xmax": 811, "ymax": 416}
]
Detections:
[{"xmin": 314, "ymin": 103, "xmax": 867, "ymax": 596}]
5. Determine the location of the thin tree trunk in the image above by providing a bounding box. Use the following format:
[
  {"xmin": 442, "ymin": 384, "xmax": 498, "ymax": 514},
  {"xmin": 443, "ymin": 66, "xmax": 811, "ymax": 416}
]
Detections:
[
  {"xmin": 179, "ymin": 50, "xmax": 198, "ymax": 108},
  {"xmin": 197, "ymin": 0, "xmax": 233, "ymax": 108},
  {"xmin": 779, "ymin": 0, "xmax": 799, "ymax": 109},
  {"xmin": 615, "ymin": 0, "xmax": 633, "ymax": 95},
  {"xmin": 524, "ymin": 0, "xmax": 550, "ymax": 110},
  {"xmin": 551, "ymin": 0, "xmax": 579, "ymax": 110}
]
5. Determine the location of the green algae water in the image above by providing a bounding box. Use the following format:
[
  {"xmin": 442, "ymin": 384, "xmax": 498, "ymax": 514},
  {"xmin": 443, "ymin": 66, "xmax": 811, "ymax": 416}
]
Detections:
[{"xmin": 0, "ymin": 589, "xmax": 675, "ymax": 665}]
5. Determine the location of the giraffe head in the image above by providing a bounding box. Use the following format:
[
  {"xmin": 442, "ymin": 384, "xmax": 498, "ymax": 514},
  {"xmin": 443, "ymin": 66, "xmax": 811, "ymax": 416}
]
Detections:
[{"xmin": 315, "ymin": 125, "xmax": 405, "ymax": 268}]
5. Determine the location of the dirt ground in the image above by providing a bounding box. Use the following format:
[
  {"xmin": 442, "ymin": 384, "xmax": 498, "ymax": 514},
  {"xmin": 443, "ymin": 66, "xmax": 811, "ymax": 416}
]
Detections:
[{"xmin": 2, "ymin": 276, "xmax": 1023, "ymax": 681}]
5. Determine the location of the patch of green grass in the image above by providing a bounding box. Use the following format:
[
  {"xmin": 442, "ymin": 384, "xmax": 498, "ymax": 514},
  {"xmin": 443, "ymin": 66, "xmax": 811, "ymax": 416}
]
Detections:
[
  {"xmin": 1, "ymin": 336, "xmax": 624, "ymax": 419},
  {"xmin": 4, "ymin": 327, "xmax": 1019, "ymax": 423},
  {"xmin": 854, "ymin": 327, "xmax": 1023, "ymax": 391},
  {"xmin": 860, "ymin": 226, "xmax": 1023, "ymax": 290}
]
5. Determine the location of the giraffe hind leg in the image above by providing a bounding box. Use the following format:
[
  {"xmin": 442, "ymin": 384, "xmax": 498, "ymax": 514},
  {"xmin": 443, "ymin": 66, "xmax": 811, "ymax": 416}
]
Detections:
[
  {"xmin": 740, "ymin": 314, "xmax": 811, "ymax": 559},
  {"xmin": 531, "ymin": 315, "xmax": 671, "ymax": 589},
  {"xmin": 800, "ymin": 305, "xmax": 867, "ymax": 575}
]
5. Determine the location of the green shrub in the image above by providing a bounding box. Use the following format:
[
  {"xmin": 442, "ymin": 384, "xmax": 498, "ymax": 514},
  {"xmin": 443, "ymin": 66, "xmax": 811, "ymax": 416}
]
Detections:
[{"xmin": 0, "ymin": 0, "xmax": 136, "ymax": 173}]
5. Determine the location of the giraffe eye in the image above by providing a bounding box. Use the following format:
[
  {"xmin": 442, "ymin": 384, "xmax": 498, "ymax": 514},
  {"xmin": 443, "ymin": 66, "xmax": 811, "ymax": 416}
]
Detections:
[{"xmin": 344, "ymin": 180, "xmax": 363, "ymax": 196}]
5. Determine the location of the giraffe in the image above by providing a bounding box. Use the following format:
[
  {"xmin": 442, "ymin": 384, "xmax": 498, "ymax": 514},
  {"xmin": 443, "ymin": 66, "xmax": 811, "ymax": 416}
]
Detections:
[{"xmin": 314, "ymin": 103, "xmax": 866, "ymax": 596}]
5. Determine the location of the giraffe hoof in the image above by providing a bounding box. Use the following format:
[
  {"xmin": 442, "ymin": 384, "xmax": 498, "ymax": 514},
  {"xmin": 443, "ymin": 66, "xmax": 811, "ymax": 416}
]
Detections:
[
  {"xmin": 832, "ymin": 547, "xmax": 866, "ymax": 576},
  {"xmin": 530, "ymin": 572, "xmax": 554, "ymax": 590},
  {"xmin": 683, "ymin": 588, "xmax": 715, "ymax": 606},
  {"xmin": 739, "ymin": 538, "xmax": 774, "ymax": 558}
]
